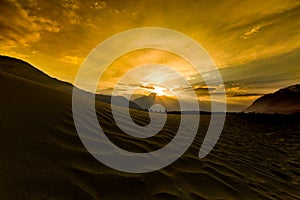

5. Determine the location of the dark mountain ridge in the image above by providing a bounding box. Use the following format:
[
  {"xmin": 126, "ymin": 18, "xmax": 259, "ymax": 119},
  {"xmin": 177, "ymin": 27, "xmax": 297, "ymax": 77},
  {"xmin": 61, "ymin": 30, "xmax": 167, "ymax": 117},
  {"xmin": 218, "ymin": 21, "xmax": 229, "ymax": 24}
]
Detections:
[
  {"xmin": 132, "ymin": 92, "xmax": 214, "ymax": 112},
  {"xmin": 245, "ymin": 84, "xmax": 300, "ymax": 114}
]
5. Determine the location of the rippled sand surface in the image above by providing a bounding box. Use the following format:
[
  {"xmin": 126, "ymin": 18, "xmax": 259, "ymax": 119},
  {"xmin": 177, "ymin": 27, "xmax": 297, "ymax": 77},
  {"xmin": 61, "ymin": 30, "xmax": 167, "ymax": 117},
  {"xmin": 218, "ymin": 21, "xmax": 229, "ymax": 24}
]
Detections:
[{"xmin": 0, "ymin": 72, "xmax": 299, "ymax": 199}]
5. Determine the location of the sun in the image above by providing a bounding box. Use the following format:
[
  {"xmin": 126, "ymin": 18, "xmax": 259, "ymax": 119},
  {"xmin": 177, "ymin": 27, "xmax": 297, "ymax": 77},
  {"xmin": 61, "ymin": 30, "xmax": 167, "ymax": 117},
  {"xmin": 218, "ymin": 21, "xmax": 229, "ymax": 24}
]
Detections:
[
  {"xmin": 141, "ymin": 83, "xmax": 171, "ymax": 96},
  {"xmin": 153, "ymin": 86, "xmax": 165, "ymax": 96}
]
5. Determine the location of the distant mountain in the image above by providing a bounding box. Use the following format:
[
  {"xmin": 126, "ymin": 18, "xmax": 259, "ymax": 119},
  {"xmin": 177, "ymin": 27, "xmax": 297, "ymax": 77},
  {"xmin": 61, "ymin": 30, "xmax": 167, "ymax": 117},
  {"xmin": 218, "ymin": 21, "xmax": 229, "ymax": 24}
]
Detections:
[
  {"xmin": 0, "ymin": 56, "xmax": 141, "ymax": 110},
  {"xmin": 132, "ymin": 93, "xmax": 211, "ymax": 112},
  {"xmin": 133, "ymin": 93, "xmax": 179, "ymax": 111},
  {"xmin": 244, "ymin": 84, "xmax": 300, "ymax": 114},
  {"xmin": 96, "ymin": 94, "xmax": 142, "ymax": 110}
]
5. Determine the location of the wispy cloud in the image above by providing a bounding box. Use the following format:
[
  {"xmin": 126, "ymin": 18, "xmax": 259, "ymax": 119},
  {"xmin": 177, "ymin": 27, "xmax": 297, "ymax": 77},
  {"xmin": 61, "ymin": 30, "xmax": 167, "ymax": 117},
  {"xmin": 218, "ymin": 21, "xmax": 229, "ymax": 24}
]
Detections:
[
  {"xmin": 57, "ymin": 55, "xmax": 83, "ymax": 64},
  {"xmin": 241, "ymin": 26, "xmax": 261, "ymax": 39},
  {"xmin": 0, "ymin": 0, "xmax": 60, "ymax": 49},
  {"xmin": 227, "ymin": 93, "xmax": 263, "ymax": 97}
]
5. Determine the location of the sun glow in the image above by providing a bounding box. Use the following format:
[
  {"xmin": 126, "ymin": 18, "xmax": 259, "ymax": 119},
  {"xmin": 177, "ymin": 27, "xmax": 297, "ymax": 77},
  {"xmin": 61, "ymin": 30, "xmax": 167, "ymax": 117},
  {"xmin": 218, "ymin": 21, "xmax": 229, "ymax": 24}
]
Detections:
[{"xmin": 153, "ymin": 86, "xmax": 165, "ymax": 96}]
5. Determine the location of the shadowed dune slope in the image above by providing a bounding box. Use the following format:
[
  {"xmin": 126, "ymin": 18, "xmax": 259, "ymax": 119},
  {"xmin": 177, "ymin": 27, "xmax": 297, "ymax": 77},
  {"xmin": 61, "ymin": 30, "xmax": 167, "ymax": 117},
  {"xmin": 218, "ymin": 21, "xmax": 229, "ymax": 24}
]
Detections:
[{"xmin": 0, "ymin": 66, "xmax": 300, "ymax": 199}]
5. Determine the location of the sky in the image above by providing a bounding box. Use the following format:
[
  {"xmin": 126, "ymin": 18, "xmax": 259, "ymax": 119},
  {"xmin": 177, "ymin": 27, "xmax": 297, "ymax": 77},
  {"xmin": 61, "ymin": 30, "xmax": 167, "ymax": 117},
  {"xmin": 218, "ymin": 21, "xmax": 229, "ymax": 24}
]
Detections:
[{"xmin": 0, "ymin": 0, "xmax": 300, "ymax": 111}]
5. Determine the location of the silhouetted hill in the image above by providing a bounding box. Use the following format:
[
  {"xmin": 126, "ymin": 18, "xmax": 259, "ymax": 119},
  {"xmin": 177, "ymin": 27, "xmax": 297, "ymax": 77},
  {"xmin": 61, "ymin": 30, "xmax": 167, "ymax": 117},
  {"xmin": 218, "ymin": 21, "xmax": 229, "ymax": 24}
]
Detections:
[
  {"xmin": 244, "ymin": 84, "xmax": 300, "ymax": 114},
  {"xmin": 0, "ymin": 55, "xmax": 141, "ymax": 110},
  {"xmin": 0, "ymin": 55, "xmax": 73, "ymax": 92}
]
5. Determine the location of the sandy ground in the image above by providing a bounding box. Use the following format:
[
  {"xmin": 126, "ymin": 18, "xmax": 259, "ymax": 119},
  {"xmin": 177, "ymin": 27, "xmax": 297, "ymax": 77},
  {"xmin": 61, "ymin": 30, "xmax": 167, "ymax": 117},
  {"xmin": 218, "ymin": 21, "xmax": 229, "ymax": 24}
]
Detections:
[{"xmin": 0, "ymin": 71, "xmax": 299, "ymax": 199}]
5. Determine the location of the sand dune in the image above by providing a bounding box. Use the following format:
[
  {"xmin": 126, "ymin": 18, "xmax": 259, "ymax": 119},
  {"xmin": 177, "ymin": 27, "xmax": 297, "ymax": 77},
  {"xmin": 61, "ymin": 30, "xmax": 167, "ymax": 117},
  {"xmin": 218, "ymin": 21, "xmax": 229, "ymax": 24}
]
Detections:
[{"xmin": 0, "ymin": 58, "xmax": 299, "ymax": 199}]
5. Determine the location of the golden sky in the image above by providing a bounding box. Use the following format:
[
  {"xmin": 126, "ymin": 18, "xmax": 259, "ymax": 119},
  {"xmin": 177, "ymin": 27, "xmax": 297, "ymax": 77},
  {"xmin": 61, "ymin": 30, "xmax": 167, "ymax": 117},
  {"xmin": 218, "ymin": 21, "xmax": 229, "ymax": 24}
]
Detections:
[{"xmin": 1, "ymin": 0, "xmax": 300, "ymax": 111}]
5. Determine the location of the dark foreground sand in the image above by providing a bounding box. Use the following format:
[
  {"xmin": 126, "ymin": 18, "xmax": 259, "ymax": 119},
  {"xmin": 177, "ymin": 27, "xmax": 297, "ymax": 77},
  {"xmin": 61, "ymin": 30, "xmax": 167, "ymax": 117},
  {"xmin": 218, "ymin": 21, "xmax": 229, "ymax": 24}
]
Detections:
[{"xmin": 0, "ymin": 71, "xmax": 299, "ymax": 199}]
